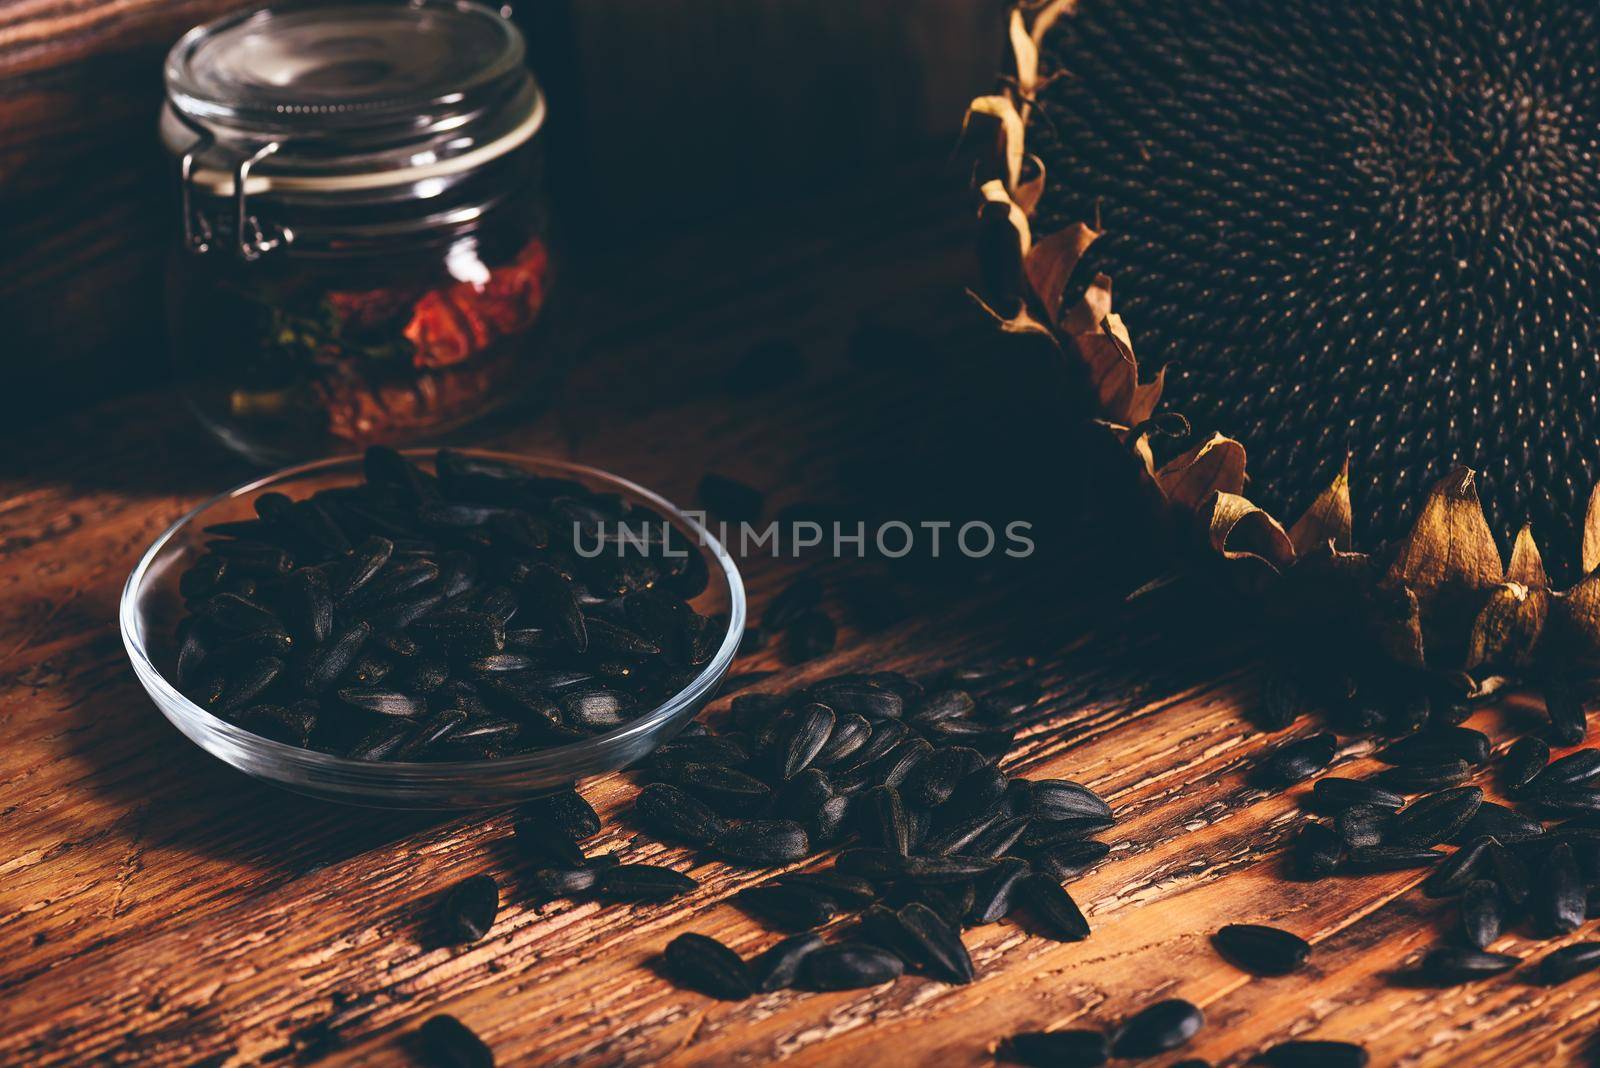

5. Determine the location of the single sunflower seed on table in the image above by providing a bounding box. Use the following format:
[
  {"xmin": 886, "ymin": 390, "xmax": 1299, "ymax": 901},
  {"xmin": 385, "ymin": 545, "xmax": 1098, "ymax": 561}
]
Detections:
[
  {"xmin": 594, "ymin": 864, "xmax": 698, "ymax": 902},
  {"xmin": 890, "ymin": 902, "xmax": 975, "ymax": 984},
  {"xmin": 1536, "ymin": 842, "xmax": 1585, "ymax": 935},
  {"xmin": 1379, "ymin": 726, "xmax": 1491, "ymax": 766},
  {"xmin": 1343, "ymin": 845, "xmax": 1443, "ymax": 872},
  {"xmin": 1544, "ymin": 681, "xmax": 1589, "ymax": 746},
  {"xmin": 522, "ymin": 787, "xmax": 601, "ymax": 841},
  {"xmin": 735, "ymin": 884, "xmax": 836, "ymax": 930},
  {"xmin": 996, "ymin": 1029, "xmax": 1109, "ymax": 1067},
  {"xmin": 748, "ymin": 932, "xmax": 826, "ymax": 993},
  {"xmin": 1389, "ymin": 786, "xmax": 1483, "ymax": 846},
  {"xmin": 440, "ymin": 874, "xmax": 498, "ymax": 944},
  {"xmin": 1212, "ymin": 923, "xmax": 1311, "ymax": 976},
  {"xmin": 1112, "ymin": 998, "xmax": 1204, "ymax": 1058},
  {"xmin": 1459, "ymin": 879, "xmax": 1503, "ymax": 949},
  {"xmin": 1293, "ymin": 822, "xmax": 1345, "ymax": 879},
  {"xmin": 1422, "ymin": 835, "xmax": 1497, "ymax": 897},
  {"xmin": 417, "ymin": 1014, "xmax": 493, "ymax": 1068},
  {"xmin": 1420, "ymin": 946, "xmax": 1520, "ymax": 984},
  {"xmin": 1252, "ymin": 1039, "xmax": 1369, "ymax": 1068},
  {"xmin": 1524, "ymin": 748, "xmax": 1600, "ymax": 795},
  {"xmin": 1539, "ymin": 942, "xmax": 1600, "ymax": 984},
  {"xmin": 1373, "ymin": 759, "xmax": 1471, "ymax": 792},
  {"xmin": 664, "ymin": 933, "xmax": 753, "ymax": 1000},
  {"xmin": 1501, "ymin": 735, "xmax": 1550, "ymax": 793},
  {"xmin": 1261, "ymin": 732, "xmax": 1338, "ymax": 785},
  {"xmin": 1454, "ymin": 801, "xmax": 1543, "ymax": 844},
  {"xmin": 1310, "ymin": 777, "xmax": 1405, "ymax": 812},
  {"xmin": 1020, "ymin": 873, "xmax": 1090, "ymax": 941},
  {"xmin": 715, "ymin": 819, "xmax": 811, "ymax": 866},
  {"xmin": 798, "ymin": 942, "xmax": 904, "ymax": 991}
]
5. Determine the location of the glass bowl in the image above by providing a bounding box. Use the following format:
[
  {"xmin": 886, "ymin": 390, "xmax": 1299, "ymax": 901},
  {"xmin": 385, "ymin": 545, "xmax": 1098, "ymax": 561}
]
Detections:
[{"xmin": 120, "ymin": 450, "xmax": 745, "ymax": 809}]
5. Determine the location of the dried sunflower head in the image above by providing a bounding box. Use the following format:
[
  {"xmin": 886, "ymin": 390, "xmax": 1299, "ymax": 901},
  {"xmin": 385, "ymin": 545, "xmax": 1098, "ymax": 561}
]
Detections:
[{"xmin": 964, "ymin": 1, "xmax": 1600, "ymax": 679}]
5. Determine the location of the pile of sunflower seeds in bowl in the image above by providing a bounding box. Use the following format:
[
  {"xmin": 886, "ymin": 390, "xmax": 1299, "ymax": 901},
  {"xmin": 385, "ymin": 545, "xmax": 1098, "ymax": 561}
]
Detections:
[{"xmin": 171, "ymin": 446, "xmax": 724, "ymax": 761}]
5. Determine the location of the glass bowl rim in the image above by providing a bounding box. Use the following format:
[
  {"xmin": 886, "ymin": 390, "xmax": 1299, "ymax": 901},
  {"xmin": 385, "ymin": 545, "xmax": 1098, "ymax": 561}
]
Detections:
[{"xmin": 119, "ymin": 449, "xmax": 746, "ymax": 783}]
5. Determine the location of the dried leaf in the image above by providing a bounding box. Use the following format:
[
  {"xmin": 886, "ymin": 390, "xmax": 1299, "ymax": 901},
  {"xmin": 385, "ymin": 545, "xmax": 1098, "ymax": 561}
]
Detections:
[
  {"xmin": 966, "ymin": 290, "xmax": 1061, "ymax": 347},
  {"xmin": 1551, "ymin": 573, "xmax": 1600, "ymax": 668},
  {"xmin": 1157, "ymin": 434, "xmax": 1247, "ymax": 512},
  {"xmin": 1288, "ymin": 457, "xmax": 1352, "ymax": 555},
  {"xmin": 1370, "ymin": 583, "xmax": 1426, "ymax": 669},
  {"xmin": 1205, "ymin": 492, "xmax": 1295, "ymax": 569},
  {"xmin": 1029, "ymin": 0, "xmax": 1077, "ymax": 46},
  {"xmin": 1465, "ymin": 582, "xmax": 1547, "ymax": 671},
  {"xmin": 1386, "ymin": 467, "xmax": 1505, "ymax": 604},
  {"xmin": 1583, "ymin": 481, "xmax": 1600, "ymax": 576},
  {"xmin": 1014, "ymin": 154, "xmax": 1047, "ymax": 215},
  {"xmin": 1062, "ymin": 273, "xmax": 1113, "ymax": 335},
  {"xmin": 1009, "ymin": 8, "xmax": 1039, "ymax": 93},
  {"xmin": 1024, "ymin": 222, "xmax": 1100, "ymax": 325},
  {"xmin": 959, "ymin": 96, "xmax": 1025, "ymax": 190},
  {"xmin": 1506, "ymin": 524, "xmax": 1547, "ymax": 589}
]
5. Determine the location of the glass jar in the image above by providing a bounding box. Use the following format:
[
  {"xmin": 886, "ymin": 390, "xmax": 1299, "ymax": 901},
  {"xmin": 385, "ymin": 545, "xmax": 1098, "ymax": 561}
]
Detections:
[{"xmin": 160, "ymin": 1, "xmax": 556, "ymax": 463}]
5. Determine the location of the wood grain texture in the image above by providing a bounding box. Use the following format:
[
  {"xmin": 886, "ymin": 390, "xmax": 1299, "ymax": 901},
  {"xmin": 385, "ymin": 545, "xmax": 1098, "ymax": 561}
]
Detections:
[{"xmin": 2, "ymin": 168, "xmax": 1599, "ymax": 1067}]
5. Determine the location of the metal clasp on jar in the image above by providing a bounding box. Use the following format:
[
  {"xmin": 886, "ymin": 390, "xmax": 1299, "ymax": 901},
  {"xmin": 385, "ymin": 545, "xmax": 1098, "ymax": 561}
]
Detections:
[{"xmin": 178, "ymin": 132, "xmax": 291, "ymax": 261}]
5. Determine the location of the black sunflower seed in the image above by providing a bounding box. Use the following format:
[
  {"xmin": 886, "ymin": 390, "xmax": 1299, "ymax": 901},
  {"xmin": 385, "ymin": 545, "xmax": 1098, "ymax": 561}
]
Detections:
[
  {"xmin": 1459, "ymin": 879, "xmax": 1503, "ymax": 949},
  {"xmin": 968, "ymin": 858, "xmax": 1030, "ymax": 925},
  {"xmin": 218, "ymin": 656, "xmax": 285, "ymax": 712},
  {"xmin": 594, "ymin": 864, "xmax": 698, "ymax": 902},
  {"xmin": 921, "ymin": 807, "xmax": 1005, "ymax": 857},
  {"xmin": 749, "ymin": 932, "xmax": 826, "ymax": 993},
  {"xmin": 1486, "ymin": 843, "xmax": 1532, "ymax": 905},
  {"xmin": 523, "ymin": 788, "xmax": 600, "ymax": 841},
  {"xmin": 810, "ymin": 794, "xmax": 854, "ymax": 844},
  {"xmin": 1534, "ymin": 787, "xmax": 1600, "ymax": 815},
  {"xmin": 1343, "ymin": 845, "xmax": 1443, "ymax": 873},
  {"xmin": 197, "ymin": 592, "xmax": 282, "ymax": 633},
  {"xmin": 664, "ymin": 933, "xmax": 752, "ymax": 1000},
  {"xmin": 633, "ymin": 783, "xmax": 727, "ymax": 846},
  {"xmin": 513, "ymin": 818, "xmax": 587, "ymax": 869},
  {"xmin": 1420, "ymin": 947, "xmax": 1519, "ymax": 984},
  {"xmin": 798, "ymin": 942, "xmax": 904, "ymax": 991},
  {"xmin": 672, "ymin": 763, "xmax": 773, "ymax": 813},
  {"xmin": 528, "ymin": 857, "xmax": 618, "ymax": 900},
  {"xmin": 1028, "ymin": 780, "xmax": 1113, "ymax": 822},
  {"xmin": 1379, "ymin": 727, "xmax": 1491, "ymax": 767},
  {"xmin": 1545, "ymin": 681, "xmax": 1589, "ymax": 746},
  {"xmin": 1033, "ymin": 840, "xmax": 1111, "ymax": 883},
  {"xmin": 1390, "ymin": 787, "xmax": 1483, "ymax": 846},
  {"xmin": 1310, "ymin": 778, "xmax": 1406, "ymax": 813},
  {"xmin": 763, "ymin": 576, "xmax": 824, "ymax": 631},
  {"xmin": 871, "ymin": 737, "xmax": 933, "ymax": 791},
  {"xmin": 776, "ymin": 703, "xmax": 835, "ymax": 780},
  {"xmin": 1020, "ymin": 874, "xmax": 1090, "ymax": 941},
  {"xmin": 809, "ymin": 679, "xmax": 905, "ymax": 720},
  {"xmin": 859, "ymin": 785, "xmax": 912, "ymax": 855},
  {"xmin": 1112, "ymin": 999, "xmax": 1203, "ymax": 1058},
  {"xmin": 337, "ymin": 687, "xmax": 426, "ymax": 718},
  {"xmin": 1334, "ymin": 805, "xmax": 1391, "ymax": 849},
  {"xmin": 998, "ymin": 1030, "xmax": 1109, "ymax": 1067},
  {"xmin": 440, "ymin": 874, "xmax": 498, "ymax": 944},
  {"xmin": 787, "ymin": 611, "xmax": 837, "ymax": 662},
  {"xmin": 1374, "ymin": 759, "xmax": 1471, "ymax": 792},
  {"xmin": 346, "ymin": 722, "xmax": 410, "ymax": 761},
  {"xmin": 1022, "ymin": 816, "xmax": 1117, "ymax": 848},
  {"xmin": 1293, "ymin": 822, "xmax": 1345, "ymax": 879},
  {"xmin": 1422, "ymin": 835, "xmax": 1497, "ymax": 897},
  {"xmin": 1212, "ymin": 924, "xmax": 1310, "ymax": 976},
  {"xmin": 902, "ymin": 748, "xmax": 971, "ymax": 809},
  {"xmin": 890, "ymin": 902, "xmax": 974, "ymax": 984},
  {"xmin": 392, "ymin": 707, "xmax": 468, "ymax": 759},
  {"xmin": 1536, "ymin": 842, "xmax": 1585, "ymax": 935},
  {"xmin": 737, "ymin": 884, "xmax": 837, "ymax": 930},
  {"xmin": 417, "ymin": 1014, "xmax": 493, "ymax": 1068},
  {"xmin": 412, "ymin": 611, "xmax": 505, "ymax": 658},
  {"xmin": 1261, "ymin": 733, "xmax": 1338, "ymax": 786},
  {"xmin": 1525, "ymin": 748, "xmax": 1600, "ymax": 795},
  {"xmin": 1253, "ymin": 1040, "xmax": 1369, "ymax": 1068},
  {"xmin": 1454, "ymin": 801, "xmax": 1543, "ymax": 844},
  {"xmin": 1501, "ymin": 736, "xmax": 1551, "ymax": 793},
  {"xmin": 909, "ymin": 688, "xmax": 976, "ymax": 727},
  {"xmin": 1539, "ymin": 942, "xmax": 1600, "ymax": 984},
  {"xmin": 716, "ymin": 819, "xmax": 810, "ymax": 866},
  {"xmin": 522, "ymin": 563, "xmax": 586, "ymax": 653},
  {"xmin": 814, "ymin": 711, "xmax": 872, "ymax": 766},
  {"xmin": 777, "ymin": 872, "xmax": 879, "ymax": 908}
]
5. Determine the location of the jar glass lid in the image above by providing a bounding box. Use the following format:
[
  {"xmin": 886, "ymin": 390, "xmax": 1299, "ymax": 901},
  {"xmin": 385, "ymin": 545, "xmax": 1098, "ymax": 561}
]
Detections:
[{"xmin": 163, "ymin": 0, "xmax": 542, "ymax": 192}]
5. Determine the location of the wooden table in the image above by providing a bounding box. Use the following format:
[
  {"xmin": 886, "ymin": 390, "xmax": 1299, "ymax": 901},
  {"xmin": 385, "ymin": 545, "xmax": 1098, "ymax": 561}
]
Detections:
[{"xmin": 2, "ymin": 162, "xmax": 1595, "ymax": 1066}]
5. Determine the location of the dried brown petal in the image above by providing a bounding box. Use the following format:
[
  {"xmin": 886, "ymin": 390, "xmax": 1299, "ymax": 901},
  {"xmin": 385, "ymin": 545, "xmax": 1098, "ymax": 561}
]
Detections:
[{"xmin": 1288, "ymin": 456, "xmax": 1352, "ymax": 555}]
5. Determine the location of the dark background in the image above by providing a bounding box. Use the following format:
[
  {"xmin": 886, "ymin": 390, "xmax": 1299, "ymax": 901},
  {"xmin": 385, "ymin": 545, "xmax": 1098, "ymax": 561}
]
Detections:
[{"xmin": 0, "ymin": 0, "xmax": 1004, "ymax": 424}]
